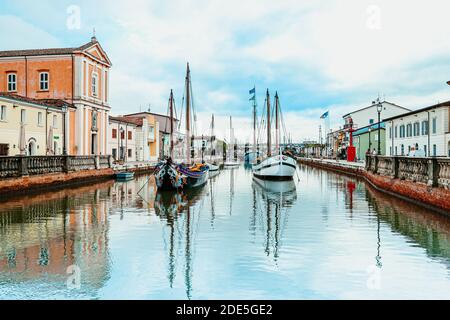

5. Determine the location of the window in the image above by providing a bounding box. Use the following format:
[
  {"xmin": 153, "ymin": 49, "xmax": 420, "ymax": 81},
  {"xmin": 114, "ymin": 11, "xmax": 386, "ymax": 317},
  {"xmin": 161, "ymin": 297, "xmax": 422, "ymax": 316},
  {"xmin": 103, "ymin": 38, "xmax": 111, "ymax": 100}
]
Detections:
[
  {"xmin": 395, "ymin": 146, "xmax": 398, "ymax": 155},
  {"xmin": 369, "ymin": 119, "xmax": 374, "ymax": 124},
  {"xmin": 53, "ymin": 115, "xmax": 58, "ymax": 128},
  {"xmin": 92, "ymin": 73, "xmax": 98, "ymax": 96},
  {"xmin": 395, "ymin": 126, "xmax": 398, "ymax": 138},
  {"xmin": 7, "ymin": 73, "xmax": 17, "ymax": 92},
  {"xmin": 120, "ymin": 129, "xmax": 125, "ymax": 140},
  {"xmin": 128, "ymin": 149, "xmax": 132, "ymax": 158},
  {"xmin": 39, "ymin": 72, "xmax": 49, "ymax": 91},
  {"xmin": 20, "ymin": 109, "xmax": 26, "ymax": 124},
  {"xmin": 112, "ymin": 148, "xmax": 117, "ymax": 160},
  {"xmin": 413, "ymin": 122, "xmax": 420, "ymax": 136},
  {"xmin": 399, "ymin": 125, "xmax": 405, "ymax": 138},
  {"xmin": 38, "ymin": 112, "xmax": 43, "ymax": 126},
  {"xmin": 424, "ymin": 145, "xmax": 427, "ymax": 156},
  {"xmin": 389, "ymin": 127, "xmax": 392, "ymax": 139},
  {"xmin": 148, "ymin": 125, "xmax": 155, "ymax": 140},
  {"xmin": 421, "ymin": 121, "xmax": 428, "ymax": 135},
  {"xmin": 401, "ymin": 144, "xmax": 404, "ymax": 155},
  {"xmin": 432, "ymin": 117, "xmax": 437, "ymax": 134},
  {"xmin": 112, "ymin": 128, "xmax": 117, "ymax": 139},
  {"xmin": 0, "ymin": 105, "xmax": 6, "ymax": 121},
  {"xmin": 390, "ymin": 147, "xmax": 392, "ymax": 156},
  {"xmin": 406, "ymin": 124, "xmax": 412, "ymax": 137},
  {"xmin": 433, "ymin": 144, "xmax": 437, "ymax": 157},
  {"xmin": 128, "ymin": 131, "xmax": 132, "ymax": 140}
]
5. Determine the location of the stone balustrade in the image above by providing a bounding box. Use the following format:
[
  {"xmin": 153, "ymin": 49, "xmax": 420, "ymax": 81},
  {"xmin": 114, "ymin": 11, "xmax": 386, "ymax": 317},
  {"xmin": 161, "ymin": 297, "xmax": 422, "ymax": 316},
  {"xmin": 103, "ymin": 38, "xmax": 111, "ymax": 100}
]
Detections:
[
  {"xmin": 0, "ymin": 155, "xmax": 113, "ymax": 179},
  {"xmin": 366, "ymin": 155, "xmax": 450, "ymax": 189}
]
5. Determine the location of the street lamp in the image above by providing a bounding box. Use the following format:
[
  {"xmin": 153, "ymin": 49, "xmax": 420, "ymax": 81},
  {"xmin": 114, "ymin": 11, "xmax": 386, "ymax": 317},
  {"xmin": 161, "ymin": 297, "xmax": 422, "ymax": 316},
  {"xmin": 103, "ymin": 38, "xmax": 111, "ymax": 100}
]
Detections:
[
  {"xmin": 62, "ymin": 104, "xmax": 68, "ymax": 155},
  {"xmin": 376, "ymin": 99, "xmax": 383, "ymax": 155}
]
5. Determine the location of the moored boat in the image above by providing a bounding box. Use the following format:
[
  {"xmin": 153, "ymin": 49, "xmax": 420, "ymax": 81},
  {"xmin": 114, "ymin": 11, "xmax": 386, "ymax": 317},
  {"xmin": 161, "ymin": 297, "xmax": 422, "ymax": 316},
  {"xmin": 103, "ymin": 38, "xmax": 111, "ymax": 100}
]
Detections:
[
  {"xmin": 252, "ymin": 90, "xmax": 296, "ymax": 181},
  {"xmin": 154, "ymin": 64, "xmax": 209, "ymax": 191},
  {"xmin": 115, "ymin": 171, "xmax": 135, "ymax": 181}
]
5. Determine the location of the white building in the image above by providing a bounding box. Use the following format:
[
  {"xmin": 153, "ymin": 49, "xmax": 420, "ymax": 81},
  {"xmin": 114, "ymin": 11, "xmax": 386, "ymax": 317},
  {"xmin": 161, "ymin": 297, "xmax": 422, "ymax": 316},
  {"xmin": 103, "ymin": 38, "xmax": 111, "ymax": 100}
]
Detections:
[
  {"xmin": 108, "ymin": 116, "xmax": 137, "ymax": 162},
  {"xmin": 385, "ymin": 101, "xmax": 450, "ymax": 157},
  {"xmin": 343, "ymin": 101, "xmax": 411, "ymax": 129}
]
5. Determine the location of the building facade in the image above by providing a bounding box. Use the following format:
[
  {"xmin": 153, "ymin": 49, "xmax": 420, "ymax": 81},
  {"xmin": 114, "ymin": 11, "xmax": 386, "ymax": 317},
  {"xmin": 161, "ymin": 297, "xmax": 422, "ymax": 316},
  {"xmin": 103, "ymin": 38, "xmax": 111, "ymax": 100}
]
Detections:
[
  {"xmin": 0, "ymin": 36, "xmax": 112, "ymax": 156},
  {"xmin": 353, "ymin": 123, "xmax": 386, "ymax": 161},
  {"xmin": 385, "ymin": 101, "xmax": 450, "ymax": 157},
  {"xmin": 125, "ymin": 112, "xmax": 179, "ymax": 159},
  {"xmin": 0, "ymin": 93, "xmax": 68, "ymax": 156},
  {"xmin": 343, "ymin": 101, "xmax": 411, "ymax": 129},
  {"xmin": 108, "ymin": 116, "xmax": 137, "ymax": 162}
]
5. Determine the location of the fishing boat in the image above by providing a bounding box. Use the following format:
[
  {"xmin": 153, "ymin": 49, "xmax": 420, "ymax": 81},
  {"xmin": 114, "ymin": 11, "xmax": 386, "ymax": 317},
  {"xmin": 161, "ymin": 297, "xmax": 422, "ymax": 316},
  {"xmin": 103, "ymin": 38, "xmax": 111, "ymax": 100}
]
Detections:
[
  {"xmin": 205, "ymin": 114, "xmax": 220, "ymax": 172},
  {"xmin": 224, "ymin": 116, "xmax": 240, "ymax": 168},
  {"xmin": 252, "ymin": 90, "xmax": 297, "ymax": 181},
  {"xmin": 154, "ymin": 64, "xmax": 209, "ymax": 191}
]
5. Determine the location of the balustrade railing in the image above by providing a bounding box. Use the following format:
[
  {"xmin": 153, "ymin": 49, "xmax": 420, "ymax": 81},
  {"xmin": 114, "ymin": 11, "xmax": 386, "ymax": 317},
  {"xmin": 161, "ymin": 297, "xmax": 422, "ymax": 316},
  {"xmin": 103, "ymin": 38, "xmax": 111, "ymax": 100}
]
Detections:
[
  {"xmin": 436, "ymin": 158, "xmax": 450, "ymax": 189},
  {"xmin": 0, "ymin": 155, "xmax": 113, "ymax": 179},
  {"xmin": 366, "ymin": 155, "xmax": 450, "ymax": 188}
]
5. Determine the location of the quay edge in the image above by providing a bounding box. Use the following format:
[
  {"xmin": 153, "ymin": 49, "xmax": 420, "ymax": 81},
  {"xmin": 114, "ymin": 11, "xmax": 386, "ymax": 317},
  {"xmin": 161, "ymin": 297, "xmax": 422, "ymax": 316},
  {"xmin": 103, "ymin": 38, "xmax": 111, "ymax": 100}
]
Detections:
[{"xmin": 297, "ymin": 157, "xmax": 450, "ymax": 215}]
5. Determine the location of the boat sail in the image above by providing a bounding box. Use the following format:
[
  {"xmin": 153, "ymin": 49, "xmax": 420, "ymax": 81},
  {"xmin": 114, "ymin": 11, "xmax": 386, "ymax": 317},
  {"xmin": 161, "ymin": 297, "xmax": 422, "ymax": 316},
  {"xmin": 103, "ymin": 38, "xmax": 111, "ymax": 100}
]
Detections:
[
  {"xmin": 154, "ymin": 63, "xmax": 209, "ymax": 190},
  {"xmin": 252, "ymin": 90, "xmax": 297, "ymax": 181},
  {"xmin": 224, "ymin": 116, "xmax": 240, "ymax": 167}
]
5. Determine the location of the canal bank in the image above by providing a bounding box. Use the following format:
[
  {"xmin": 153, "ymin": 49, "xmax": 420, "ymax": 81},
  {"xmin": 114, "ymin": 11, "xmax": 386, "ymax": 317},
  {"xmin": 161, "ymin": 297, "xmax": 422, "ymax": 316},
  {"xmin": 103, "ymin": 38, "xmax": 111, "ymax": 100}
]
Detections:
[
  {"xmin": 297, "ymin": 157, "xmax": 450, "ymax": 215},
  {"xmin": 0, "ymin": 156, "xmax": 155, "ymax": 197}
]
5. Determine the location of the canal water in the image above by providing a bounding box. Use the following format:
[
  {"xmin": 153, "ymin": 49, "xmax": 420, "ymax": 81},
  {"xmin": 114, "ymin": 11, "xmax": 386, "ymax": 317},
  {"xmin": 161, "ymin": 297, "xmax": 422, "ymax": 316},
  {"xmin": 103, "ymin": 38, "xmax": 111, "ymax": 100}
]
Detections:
[{"xmin": 0, "ymin": 165, "xmax": 449, "ymax": 300}]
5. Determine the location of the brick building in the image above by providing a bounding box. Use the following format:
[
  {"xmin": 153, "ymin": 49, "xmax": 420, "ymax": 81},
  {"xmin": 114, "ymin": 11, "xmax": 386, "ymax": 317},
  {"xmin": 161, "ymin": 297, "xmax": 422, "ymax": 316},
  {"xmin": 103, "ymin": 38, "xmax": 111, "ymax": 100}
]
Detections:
[{"xmin": 0, "ymin": 36, "xmax": 112, "ymax": 156}]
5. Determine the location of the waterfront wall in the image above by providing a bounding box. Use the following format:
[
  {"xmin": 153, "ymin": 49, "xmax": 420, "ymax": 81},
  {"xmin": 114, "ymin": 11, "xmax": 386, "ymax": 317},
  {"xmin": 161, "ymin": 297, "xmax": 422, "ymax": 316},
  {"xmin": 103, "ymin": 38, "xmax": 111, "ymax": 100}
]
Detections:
[
  {"xmin": 0, "ymin": 155, "xmax": 114, "ymax": 195},
  {"xmin": 297, "ymin": 156, "xmax": 450, "ymax": 213}
]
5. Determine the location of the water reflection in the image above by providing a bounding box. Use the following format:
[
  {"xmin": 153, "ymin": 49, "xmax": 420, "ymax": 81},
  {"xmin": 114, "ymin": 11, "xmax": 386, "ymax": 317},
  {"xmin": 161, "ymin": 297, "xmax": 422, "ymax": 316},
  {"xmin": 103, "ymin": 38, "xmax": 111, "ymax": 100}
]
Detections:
[
  {"xmin": 0, "ymin": 167, "xmax": 449, "ymax": 299},
  {"xmin": 252, "ymin": 178, "xmax": 297, "ymax": 260}
]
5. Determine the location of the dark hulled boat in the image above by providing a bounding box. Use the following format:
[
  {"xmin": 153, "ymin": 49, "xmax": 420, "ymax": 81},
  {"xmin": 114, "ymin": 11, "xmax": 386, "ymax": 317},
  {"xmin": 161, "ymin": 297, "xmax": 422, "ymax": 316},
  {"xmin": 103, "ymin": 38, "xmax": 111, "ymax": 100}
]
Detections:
[{"xmin": 154, "ymin": 64, "xmax": 209, "ymax": 191}]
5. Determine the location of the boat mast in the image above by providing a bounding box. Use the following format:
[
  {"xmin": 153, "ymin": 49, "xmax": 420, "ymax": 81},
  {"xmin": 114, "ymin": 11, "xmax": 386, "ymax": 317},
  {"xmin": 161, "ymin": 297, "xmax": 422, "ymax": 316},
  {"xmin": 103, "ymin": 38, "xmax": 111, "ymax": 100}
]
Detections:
[
  {"xmin": 275, "ymin": 91, "xmax": 279, "ymax": 155},
  {"xmin": 266, "ymin": 89, "xmax": 272, "ymax": 157},
  {"xmin": 185, "ymin": 63, "xmax": 191, "ymax": 164},
  {"xmin": 169, "ymin": 89, "xmax": 174, "ymax": 159},
  {"xmin": 253, "ymin": 89, "xmax": 257, "ymax": 157},
  {"xmin": 211, "ymin": 114, "xmax": 215, "ymax": 161},
  {"xmin": 229, "ymin": 116, "xmax": 233, "ymax": 161}
]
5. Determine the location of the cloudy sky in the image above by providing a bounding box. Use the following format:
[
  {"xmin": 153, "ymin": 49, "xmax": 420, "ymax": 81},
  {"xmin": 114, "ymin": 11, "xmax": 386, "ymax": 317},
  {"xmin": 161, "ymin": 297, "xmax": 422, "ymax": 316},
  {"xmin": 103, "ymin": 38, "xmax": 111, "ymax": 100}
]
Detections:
[{"xmin": 1, "ymin": 0, "xmax": 449, "ymax": 142}]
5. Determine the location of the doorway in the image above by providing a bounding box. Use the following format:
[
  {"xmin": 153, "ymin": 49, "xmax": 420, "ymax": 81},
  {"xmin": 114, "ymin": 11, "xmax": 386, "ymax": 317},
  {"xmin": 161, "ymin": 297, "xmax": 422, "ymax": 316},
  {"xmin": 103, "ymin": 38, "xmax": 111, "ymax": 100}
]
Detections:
[{"xmin": 28, "ymin": 139, "xmax": 37, "ymax": 156}]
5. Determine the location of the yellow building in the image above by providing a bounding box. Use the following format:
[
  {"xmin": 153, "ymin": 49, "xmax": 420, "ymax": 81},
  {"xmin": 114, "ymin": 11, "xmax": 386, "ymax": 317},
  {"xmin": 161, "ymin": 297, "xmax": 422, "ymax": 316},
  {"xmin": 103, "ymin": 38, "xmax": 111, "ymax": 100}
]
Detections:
[
  {"xmin": 122, "ymin": 112, "xmax": 160, "ymax": 162},
  {"xmin": 0, "ymin": 93, "xmax": 70, "ymax": 156}
]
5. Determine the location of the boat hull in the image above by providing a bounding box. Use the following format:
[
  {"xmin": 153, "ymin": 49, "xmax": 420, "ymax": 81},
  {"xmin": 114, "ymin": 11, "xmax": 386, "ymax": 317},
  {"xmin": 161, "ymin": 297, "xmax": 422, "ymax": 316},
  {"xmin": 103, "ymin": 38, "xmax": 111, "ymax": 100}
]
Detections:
[
  {"xmin": 252, "ymin": 155, "xmax": 296, "ymax": 181},
  {"xmin": 206, "ymin": 162, "xmax": 220, "ymax": 172},
  {"xmin": 155, "ymin": 161, "xmax": 209, "ymax": 191}
]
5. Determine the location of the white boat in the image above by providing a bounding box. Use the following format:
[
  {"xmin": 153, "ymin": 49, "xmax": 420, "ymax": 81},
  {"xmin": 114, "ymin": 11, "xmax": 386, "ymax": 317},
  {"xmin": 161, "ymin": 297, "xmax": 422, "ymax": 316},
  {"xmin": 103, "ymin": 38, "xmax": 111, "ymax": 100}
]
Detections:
[
  {"xmin": 252, "ymin": 90, "xmax": 296, "ymax": 181},
  {"xmin": 224, "ymin": 161, "xmax": 240, "ymax": 168},
  {"xmin": 206, "ymin": 162, "xmax": 220, "ymax": 171},
  {"xmin": 252, "ymin": 154, "xmax": 297, "ymax": 181}
]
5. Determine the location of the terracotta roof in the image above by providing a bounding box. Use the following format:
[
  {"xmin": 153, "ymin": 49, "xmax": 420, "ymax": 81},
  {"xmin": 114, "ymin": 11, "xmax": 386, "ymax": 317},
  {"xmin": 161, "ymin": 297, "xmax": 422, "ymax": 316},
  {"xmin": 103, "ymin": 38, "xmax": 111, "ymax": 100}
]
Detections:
[
  {"xmin": 0, "ymin": 39, "xmax": 97, "ymax": 58},
  {"xmin": 0, "ymin": 92, "xmax": 74, "ymax": 109},
  {"xmin": 109, "ymin": 116, "xmax": 142, "ymax": 126}
]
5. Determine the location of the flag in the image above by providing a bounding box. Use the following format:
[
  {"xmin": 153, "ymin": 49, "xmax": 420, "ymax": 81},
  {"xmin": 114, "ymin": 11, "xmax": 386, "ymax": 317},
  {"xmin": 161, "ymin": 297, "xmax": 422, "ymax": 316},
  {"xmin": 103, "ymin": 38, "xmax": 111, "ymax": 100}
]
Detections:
[
  {"xmin": 320, "ymin": 111, "xmax": 329, "ymax": 119},
  {"xmin": 249, "ymin": 95, "xmax": 255, "ymax": 101},
  {"xmin": 249, "ymin": 87, "xmax": 255, "ymax": 95}
]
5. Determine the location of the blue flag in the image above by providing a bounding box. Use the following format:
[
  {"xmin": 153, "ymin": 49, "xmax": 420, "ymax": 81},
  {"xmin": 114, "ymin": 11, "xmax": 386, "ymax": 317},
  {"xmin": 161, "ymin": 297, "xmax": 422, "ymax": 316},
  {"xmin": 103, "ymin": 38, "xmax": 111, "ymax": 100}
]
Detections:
[
  {"xmin": 320, "ymin": 111, "xmax": 329, "ymax": 119},
  {"xmin": 249, "ymin": 87, "xmax": 255, "ymax": 95},
  {"xmin": 249, "ymin": 95, "xmax": 255, "ymax": 101}
]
